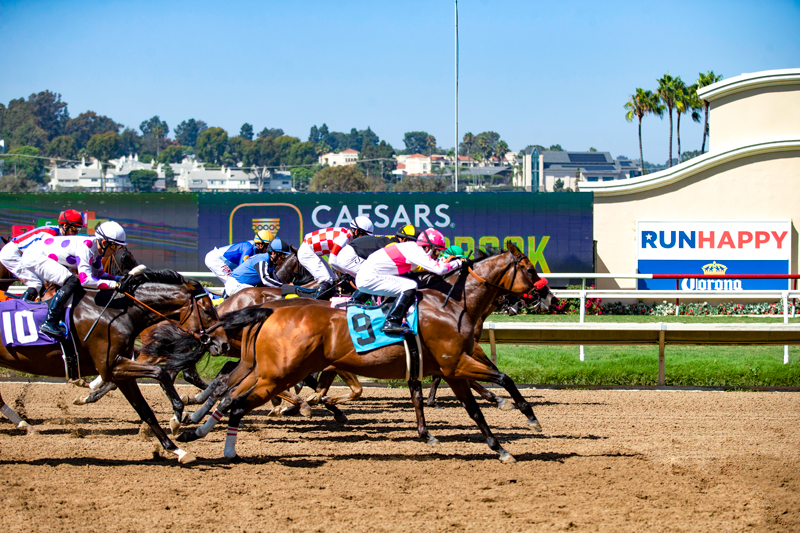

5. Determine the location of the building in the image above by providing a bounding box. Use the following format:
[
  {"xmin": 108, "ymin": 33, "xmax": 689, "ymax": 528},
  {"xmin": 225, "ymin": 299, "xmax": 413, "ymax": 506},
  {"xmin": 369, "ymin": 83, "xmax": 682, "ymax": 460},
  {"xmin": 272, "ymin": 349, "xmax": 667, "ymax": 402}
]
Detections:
[
  {"xmin": 516, "ymin": 149, "xmax": 641, "ymax": 191},
  {"xmin": 318, "ymin": 148, "xmax": 359, "ymax": 166},
  {"xmin": 582, "ymin": 68, "xmax": 800, "ymax": 289},
  {"xmin": 49, "ymin": 155, "xmax": 165, "ymax": 192}
]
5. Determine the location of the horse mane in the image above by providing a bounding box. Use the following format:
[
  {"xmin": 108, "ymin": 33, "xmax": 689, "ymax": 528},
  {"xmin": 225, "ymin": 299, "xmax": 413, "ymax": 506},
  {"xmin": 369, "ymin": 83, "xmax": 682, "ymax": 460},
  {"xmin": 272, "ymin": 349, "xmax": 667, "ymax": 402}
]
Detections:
[
  {"xmin": 219, "ymin": 306, "xmax": 274, "ymax": 336},
  {"xmin": 125, "ymin": 269, "xmax": 203, "ymax": 293},
  {"xmin": 138, "ymin": 322, "xmax": 208, "ymax": 372}
]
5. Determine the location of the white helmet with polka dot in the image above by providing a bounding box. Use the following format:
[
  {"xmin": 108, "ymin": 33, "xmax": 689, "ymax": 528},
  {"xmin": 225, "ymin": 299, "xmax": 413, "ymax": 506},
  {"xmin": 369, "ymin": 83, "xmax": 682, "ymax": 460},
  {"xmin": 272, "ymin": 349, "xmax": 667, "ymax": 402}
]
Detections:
[{"xmin": 95, "ymin": 221, "xmax": 127, "ymax": 246}]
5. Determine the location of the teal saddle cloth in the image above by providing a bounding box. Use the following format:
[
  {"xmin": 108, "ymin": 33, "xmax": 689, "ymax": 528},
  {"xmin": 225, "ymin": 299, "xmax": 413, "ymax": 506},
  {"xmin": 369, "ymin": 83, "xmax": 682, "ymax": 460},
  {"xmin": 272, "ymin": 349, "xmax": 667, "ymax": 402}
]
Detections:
[{"xmin": 346, "ymin": 301, "xmax": 419, "ymax": 353}]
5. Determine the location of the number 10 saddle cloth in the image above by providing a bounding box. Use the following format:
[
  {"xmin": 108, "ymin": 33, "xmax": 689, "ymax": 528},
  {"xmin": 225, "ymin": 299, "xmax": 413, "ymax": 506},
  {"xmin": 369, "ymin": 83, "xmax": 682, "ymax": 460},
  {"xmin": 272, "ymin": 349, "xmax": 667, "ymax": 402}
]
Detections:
[
  {"xmin": 0, "ymin": 299, "xmax": 72, "ymax": 347},
  {"xmin": 346, "ymin": 301, "xmax": 419, "ymax": 353}
]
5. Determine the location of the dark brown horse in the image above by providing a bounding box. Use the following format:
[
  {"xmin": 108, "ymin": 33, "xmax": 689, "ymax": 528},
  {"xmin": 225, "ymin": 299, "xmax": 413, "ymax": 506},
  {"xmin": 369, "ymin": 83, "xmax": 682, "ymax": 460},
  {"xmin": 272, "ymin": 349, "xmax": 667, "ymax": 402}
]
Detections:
[
  {"xmin": 0, "ymin": 270, "xmax": 232, "ymax": 463},
  {"xmin": 180, "ymin": 243, "xmax": 555, "ymax": 463}
]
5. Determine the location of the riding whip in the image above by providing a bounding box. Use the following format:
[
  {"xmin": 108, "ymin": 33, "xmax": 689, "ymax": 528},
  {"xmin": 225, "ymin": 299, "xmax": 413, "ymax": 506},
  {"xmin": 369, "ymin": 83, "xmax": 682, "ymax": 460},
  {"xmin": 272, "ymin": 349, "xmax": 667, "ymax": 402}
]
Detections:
[
  {"xmin": 83, "ymin": 265, "xmax": 147, "ymax": 342},
  {"xmin": 442, "ymin": 251, "xmax": 472, "ymax": 308}
]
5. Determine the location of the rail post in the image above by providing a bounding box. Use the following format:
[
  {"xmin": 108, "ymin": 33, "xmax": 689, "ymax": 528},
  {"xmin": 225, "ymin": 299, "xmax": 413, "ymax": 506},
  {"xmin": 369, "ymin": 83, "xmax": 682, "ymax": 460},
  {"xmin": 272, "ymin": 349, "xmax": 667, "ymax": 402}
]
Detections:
[
  {"xmin": 658, "ymin": 328, "xmax": 666, "ymax": 386},
  {"xmin": 579, "ymin": 290, "xmax": 586, "ymax": 361},
  {"xmin": 489, "ymin": 329, "xmax": 497, "ymax": 365},
  {"xmin": 783, "ymin": 291, "xmax": 790, "ymax": 364}
]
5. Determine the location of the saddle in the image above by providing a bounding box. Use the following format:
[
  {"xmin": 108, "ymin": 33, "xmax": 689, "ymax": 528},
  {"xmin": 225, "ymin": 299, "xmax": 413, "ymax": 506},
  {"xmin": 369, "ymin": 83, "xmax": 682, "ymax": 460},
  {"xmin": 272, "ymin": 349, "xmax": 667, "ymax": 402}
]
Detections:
[{"xmin": 281, "ymin": 285, "xmax": 317, "ymax": 299}]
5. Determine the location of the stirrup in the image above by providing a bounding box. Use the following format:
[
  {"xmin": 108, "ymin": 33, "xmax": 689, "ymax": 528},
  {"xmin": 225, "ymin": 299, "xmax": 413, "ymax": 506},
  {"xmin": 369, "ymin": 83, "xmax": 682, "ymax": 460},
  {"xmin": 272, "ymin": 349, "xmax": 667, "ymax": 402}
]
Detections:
[
  {"xmin": 381, "ymin": 320, "xmax": 408, "ymax": 335},
  {"xmin": 40, "ymin": 320, "xmax": 67, "ymax": 338}
]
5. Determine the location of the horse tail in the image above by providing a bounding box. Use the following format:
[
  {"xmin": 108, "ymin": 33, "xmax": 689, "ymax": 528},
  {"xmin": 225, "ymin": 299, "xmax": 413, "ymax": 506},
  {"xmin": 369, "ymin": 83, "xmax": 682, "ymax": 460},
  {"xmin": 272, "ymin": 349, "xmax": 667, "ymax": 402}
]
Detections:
[
  {"xmin": 219, "ymin": 306, "xmax": 274, "ymax": 337},
  {"xmin": 139, "ymin": 323, "xmax": 209, "ymax": 373}
]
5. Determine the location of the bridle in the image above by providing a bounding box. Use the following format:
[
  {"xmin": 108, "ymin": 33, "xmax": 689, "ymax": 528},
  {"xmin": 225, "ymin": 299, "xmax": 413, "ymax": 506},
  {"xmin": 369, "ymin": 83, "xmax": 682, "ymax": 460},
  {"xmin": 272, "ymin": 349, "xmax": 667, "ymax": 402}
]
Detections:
[
  {"xmin": 467, "ymin": 252, "xmax": 549, "ymax": 303},
  {"xmin": 123, "ymin": 289, "xmax": 223, "ymax": 348}
]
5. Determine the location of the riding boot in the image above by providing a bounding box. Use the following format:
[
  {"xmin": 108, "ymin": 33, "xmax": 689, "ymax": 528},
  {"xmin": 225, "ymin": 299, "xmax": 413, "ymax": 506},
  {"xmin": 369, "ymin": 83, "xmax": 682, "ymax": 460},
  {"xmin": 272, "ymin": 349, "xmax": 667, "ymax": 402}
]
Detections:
[
  {"xmin": 381, "ymin": 289, "xmax": 416, "ymax": 335},
  {"xmin": 315, "ymin": 280, "xmax": 333, "ymax": 301},
  {"xmin": 21, "ymin": 287, "xmax": 38, "ymax": 303},
  {"xmin": 40, "ymin": 276, "xmax": 80, "ymax": 338},
  {"xmin": 350, "ymin": 290, "xmax": 370, "ymax": 305}
]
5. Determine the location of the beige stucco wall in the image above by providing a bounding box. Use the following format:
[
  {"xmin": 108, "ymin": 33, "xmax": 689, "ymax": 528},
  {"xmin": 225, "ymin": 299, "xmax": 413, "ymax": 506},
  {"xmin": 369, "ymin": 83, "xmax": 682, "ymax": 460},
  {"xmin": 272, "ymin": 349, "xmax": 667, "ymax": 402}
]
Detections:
[
  {"xmin": 593, "ymin": 150, "xmax": 800, "ymax": 289},
  {"xmin": 710, "ymin": 85, "xmax": 800, "ymax": 152}
]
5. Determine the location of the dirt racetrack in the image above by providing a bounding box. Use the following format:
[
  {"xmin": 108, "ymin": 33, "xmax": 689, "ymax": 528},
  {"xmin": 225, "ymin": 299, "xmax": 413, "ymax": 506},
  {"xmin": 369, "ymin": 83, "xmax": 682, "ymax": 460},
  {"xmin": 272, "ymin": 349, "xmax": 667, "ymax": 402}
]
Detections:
[{"xmin": 0, "ymin": 381, "xmax": 797, "ymax": 532}]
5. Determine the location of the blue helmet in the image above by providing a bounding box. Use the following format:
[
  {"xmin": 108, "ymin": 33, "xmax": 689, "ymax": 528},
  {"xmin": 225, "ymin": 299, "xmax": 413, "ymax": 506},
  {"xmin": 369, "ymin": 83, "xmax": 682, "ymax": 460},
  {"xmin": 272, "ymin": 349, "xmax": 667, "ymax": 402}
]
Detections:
[{"xmin": 270, "ymin": 238, "xmax": 291, "ymax": 254}]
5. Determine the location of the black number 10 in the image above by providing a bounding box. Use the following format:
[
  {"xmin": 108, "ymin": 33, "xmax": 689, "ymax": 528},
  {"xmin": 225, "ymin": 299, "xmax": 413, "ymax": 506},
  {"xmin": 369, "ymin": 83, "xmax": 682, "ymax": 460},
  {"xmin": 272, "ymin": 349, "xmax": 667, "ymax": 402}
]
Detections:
[{"xmin": 351, "ymin": 313, "xmax": 376, "ymax": 345}]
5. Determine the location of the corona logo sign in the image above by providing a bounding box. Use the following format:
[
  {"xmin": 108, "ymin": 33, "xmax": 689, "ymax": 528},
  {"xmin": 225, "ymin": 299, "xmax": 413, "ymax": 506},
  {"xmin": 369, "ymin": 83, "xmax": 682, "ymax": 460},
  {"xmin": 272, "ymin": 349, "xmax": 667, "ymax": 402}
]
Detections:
[
  {"xmin": 252, "ymin": 218, "xmax": 280, "ymax": 234},
  {"xmin": 701, "ymin": 261, "xmax": 727, "ymax": 275}
]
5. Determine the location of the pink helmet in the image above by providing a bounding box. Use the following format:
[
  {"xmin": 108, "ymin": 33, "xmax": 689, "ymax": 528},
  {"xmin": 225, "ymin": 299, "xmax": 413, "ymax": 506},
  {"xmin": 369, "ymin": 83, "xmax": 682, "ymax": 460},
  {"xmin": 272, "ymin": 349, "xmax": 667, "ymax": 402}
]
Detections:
[{"xmin": 416, "ymin": 228, "xmax": 447, "ymax": 250}]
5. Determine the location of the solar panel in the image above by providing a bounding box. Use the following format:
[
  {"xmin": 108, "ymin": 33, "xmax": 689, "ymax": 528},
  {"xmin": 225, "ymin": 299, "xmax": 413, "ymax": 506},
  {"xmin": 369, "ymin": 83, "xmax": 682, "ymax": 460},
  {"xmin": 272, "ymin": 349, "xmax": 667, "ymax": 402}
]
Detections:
[{"xmin": 568, "ymin": 153, "xmax": 607, "ymax": 163}]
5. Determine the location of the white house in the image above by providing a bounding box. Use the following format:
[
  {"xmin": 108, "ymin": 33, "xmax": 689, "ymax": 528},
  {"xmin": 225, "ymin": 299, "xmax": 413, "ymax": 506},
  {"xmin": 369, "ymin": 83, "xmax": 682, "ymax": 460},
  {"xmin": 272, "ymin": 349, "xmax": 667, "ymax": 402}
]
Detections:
[{"xmin": 318, "ymin": 148, "xmax": 359, "ymax": 166}]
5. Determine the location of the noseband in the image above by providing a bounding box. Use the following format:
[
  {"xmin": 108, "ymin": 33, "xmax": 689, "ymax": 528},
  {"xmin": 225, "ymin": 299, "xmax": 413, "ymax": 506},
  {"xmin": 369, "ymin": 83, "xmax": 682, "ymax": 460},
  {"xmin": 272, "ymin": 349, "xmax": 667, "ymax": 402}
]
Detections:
[{"xmin": 467, "ymin": 253, "xmax": 549, "ymax": 303}]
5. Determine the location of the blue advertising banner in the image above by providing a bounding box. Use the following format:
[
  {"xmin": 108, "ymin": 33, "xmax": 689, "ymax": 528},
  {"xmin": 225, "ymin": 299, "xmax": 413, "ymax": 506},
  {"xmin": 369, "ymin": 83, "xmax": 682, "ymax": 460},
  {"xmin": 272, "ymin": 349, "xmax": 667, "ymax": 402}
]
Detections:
[
  {"xmin": 637, "ymin": 221, "xmax": 791, "ymax": 291},
  {"xmin": 198, "ymin": 192, "xmax": 594, "ymax": 284}
]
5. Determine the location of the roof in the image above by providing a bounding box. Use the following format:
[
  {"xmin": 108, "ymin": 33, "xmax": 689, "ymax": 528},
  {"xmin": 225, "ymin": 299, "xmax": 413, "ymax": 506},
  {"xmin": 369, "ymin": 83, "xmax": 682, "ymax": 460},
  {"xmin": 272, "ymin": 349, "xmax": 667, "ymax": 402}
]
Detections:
[
  {"xmin": 341, "ymin": 149, "xmax": 359, "ymax": 154},
  {"xmin": 396, "ymin": 163, "xmax": 406, "ymax": 169},
  {"xmin": 541, "ymin": 151, "xmax": 613, "ymax": 165},
  {"xmin": 407, "ymin": 153, "xmax": 428, "ymax": 158}
]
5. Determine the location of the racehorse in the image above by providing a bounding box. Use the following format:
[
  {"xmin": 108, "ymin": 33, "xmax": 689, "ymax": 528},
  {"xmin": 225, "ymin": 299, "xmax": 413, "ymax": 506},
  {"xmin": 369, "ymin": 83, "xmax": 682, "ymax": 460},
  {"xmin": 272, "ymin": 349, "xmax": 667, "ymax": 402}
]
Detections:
[
  {"xmin": 0, "ymin": 270, "xmax": 233, "ymax": 464},
  {"xmin": 179, "ymin": 243, "xmax": 555, "ymax": 463}
]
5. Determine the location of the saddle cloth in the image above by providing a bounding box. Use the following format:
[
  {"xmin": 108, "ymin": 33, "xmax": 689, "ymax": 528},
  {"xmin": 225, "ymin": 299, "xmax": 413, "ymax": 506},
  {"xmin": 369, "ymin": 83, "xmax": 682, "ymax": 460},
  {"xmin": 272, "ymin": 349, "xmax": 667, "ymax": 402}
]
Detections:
[
  {"xmin": 346, "ymin": 301, "xmax": 418, "ymax": 353},
  {"xmin": 0, "ymin": 299, "xmax": 71, "ymax": 347}
]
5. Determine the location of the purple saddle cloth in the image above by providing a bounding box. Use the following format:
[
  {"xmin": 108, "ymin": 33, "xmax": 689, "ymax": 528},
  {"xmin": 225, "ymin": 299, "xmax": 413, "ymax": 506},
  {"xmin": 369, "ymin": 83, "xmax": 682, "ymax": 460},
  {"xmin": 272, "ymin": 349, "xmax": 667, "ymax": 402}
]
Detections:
[{"xmin": 0, "ymin": 299, "xmax": 71, "ymax": 347}]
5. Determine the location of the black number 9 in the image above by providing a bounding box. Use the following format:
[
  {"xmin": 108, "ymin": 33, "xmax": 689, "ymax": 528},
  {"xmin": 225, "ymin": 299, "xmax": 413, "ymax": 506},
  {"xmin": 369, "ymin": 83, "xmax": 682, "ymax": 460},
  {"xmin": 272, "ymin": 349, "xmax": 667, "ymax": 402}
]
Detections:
[{"xmin": 351, "ymin": 313, "xmax": 376, "ymax": 346}]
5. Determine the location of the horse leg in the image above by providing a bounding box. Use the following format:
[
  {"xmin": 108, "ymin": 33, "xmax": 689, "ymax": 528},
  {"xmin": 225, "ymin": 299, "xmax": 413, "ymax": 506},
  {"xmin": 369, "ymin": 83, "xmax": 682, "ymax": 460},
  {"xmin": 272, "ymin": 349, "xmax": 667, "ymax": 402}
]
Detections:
[
  {"xmin": 408, "ymin": 379, "xmax": 438, "ymax": 445},
  {"xmin": 326, "ymin": 371, "xmax": 362, "ymax": 405},
  {"xmin": 426, "ymin": 376, "xmax": 443, "ymax": 408},
  {"xmin": 182, "ymin": 365, "xmax": 211, "ymax": 392},
  {"xmin": 114, "ymin": 380, "xmax": 195, "ymax": 464},
  {"xmin": 110, "ymin": 359, "xmax": 186, "ymax": 436},
  {"xmin": 442, "ymin": 376, "xmax": 516, "ymax": 463},
  {"xmin": 223, "ymin": 377, "xmax": 287, "ymax": 461},
  {"xmin": 274, "ymin": 390, "xmax": 312, "ymax": 417},
  {"xmin": 469, "ymin": 381, "xmax": 505, "ymax": 408},
  {"xmin": 294, "ymin": 372, "xmax": 319, "ymax": 394},
  {"xmin": 305, "ymin": 369, "xmax": 335, "ymax": 405},
  {"xmin": 72, "ymin": 381, "xmax": 117, "ymax": 405},
  {"xmin": 179, "ymin": 370, "xmax": 260, "ymax": 442},
  {"xmin": 488, "ymin": 372, "xmax": 542, "ymax": 431},
  {"xmin": 185, "ymin": 360, "xmax": 238, "ymax": 408},
  {"xmin": 0, "ymin": 391, "xmax": 35, "ymax": 435}
]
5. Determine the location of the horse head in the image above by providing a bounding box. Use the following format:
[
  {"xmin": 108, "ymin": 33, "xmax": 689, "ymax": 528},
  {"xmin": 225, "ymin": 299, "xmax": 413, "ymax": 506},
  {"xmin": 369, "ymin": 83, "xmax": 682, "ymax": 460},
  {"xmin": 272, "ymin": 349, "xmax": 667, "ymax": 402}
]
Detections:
[{"xmin": 504, "ymin": 241, "xmax": 557, "ymax": 313}]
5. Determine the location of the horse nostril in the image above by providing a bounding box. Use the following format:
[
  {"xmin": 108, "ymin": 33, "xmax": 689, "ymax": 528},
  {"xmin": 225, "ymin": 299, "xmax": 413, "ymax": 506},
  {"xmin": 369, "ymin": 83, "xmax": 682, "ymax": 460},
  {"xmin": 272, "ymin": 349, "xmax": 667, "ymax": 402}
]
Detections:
[{"xmin": 220, "ymin": 342, "xmax": 230, "ymax": 354}]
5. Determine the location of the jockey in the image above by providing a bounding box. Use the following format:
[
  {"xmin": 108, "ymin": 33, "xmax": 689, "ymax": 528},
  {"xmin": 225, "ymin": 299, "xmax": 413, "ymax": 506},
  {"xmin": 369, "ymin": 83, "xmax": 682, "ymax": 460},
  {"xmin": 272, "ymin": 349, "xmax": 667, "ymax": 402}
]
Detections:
[
  {"xmin": 204, "ymin": 229, "xmax": 274, "ymax": 285},
  {"xmin": 21, "ymin": 221, "xmax": 127, "ymax": 338},
  {"xmin": 223, "ymin": 237, "xmax": 293, "ymax": 297},
  {"xmin": 297, "ymin": 215, "xmax": 373, "ymax": 300},
  {"xmin": 441, "ymin": 244, "xmax": 466, "ymax": 260},
  {"xmin": 0, "ymin": 209, "xmax": 87, "ymax": 303},
  {"xmin": 356, "ymin": 228, "xmax": 462, "ymax": 334}
]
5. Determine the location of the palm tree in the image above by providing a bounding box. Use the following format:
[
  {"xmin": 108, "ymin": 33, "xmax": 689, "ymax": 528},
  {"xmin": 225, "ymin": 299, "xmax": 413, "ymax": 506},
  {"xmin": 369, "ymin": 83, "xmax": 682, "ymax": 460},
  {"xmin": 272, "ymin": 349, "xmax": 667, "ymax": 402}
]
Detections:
[
  {"xmin": 625, "ymin": 88, "xmax": 663, "ymax": 175},
  {"xmin": 675, "ymin": 82, "xmax": 702, "ymax": 162},
  {"xmin": 697, "ymin": 71, "xmax": 723, "ymax": 153},
  {"xmin": 495, "ymin": 140, "xmax": 509, "ymax": 167},
  {"xmin": 657, "ymin": 74, "xmax": 679, "ymax": 167},
  {"xmin": 462, "ymin": 131, "xmax": 474, "ymax": 166},
  {"xmin": 425, "ymin": 135, "xmax": 436, "ymax": 157}
]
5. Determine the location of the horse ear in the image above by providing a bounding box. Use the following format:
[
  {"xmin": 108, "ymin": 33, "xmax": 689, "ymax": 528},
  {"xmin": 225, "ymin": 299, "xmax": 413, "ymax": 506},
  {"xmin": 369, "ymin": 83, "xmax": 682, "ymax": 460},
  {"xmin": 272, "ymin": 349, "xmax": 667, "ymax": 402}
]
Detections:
[
  {"xmin": 1, "ymin": 236, "xmax": 7, "ymax": 245},
  {"xmin": 505, "ymin": 240, "xmax": 523, "ymax": 256},
  {"xmin": 291, "ymin": 245, "xmax": 298, "ymax": 254}
]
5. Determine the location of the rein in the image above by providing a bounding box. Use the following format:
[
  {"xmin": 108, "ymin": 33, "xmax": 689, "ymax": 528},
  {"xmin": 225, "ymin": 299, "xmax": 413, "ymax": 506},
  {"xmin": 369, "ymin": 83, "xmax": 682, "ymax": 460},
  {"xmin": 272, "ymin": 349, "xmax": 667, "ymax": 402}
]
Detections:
[
  {"xmin": 467, "ymin": 255, "xmax": 548, "ymax": 298},
  {"xmin": 122, "ymin": 290, "xmax": 221, "ymax": 345}
]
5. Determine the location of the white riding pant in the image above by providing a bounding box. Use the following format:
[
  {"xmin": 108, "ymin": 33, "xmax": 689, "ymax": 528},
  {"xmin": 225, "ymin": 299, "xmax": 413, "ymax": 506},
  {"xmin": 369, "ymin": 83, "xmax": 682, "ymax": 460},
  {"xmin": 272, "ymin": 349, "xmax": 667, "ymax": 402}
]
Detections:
[
  {"xmin": 356, "ymin": 269, "xmax": 417, "ymax": 297},
  {"xmin": 224, "ymin": 277, "xmax": 252, "ymax": 297},
  {"xmin": 205, "ymin": 248, "xmax": 232, "ymax": 285},
  {"xmin": 20, "ymin": 241, "xmax": 73, "ymax": 287},
  {"xmin": 333, "ymin": 246, "xmax": 363, "ymax": 278},
  {"xmin": 297, "ymin": 242, "xmax": 334, "ymax": 284},
  {"xmin": 0, "ymin": 242, "xmax": 42, "ymax": 290}
]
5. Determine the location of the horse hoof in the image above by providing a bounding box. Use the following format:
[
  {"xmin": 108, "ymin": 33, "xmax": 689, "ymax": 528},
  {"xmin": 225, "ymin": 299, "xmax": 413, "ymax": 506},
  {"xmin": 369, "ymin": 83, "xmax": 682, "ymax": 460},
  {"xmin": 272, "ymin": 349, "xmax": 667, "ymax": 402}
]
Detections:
[
  {"xmin": 497, "ymin": 398, "xmax": 514, "ymax": 411},
  {"xmin": 426, "ymin": 435, "xmax": 439, "ymax": 445},
  {"xmin": 226, "ymin": 454, "xmax": 246, "ymax": 464},
  {"xmin": 299, "ymin": 405, "xmax": 312, "ymax": 417},
  {"xmin": 181, "ymin": 411, "xmax": 191, "ymax": 424},
  {"xmin": 305, "ymin": 394, "xmax": 320, "ymax": 405},
  {"xmin": 178, "ymin": 452, "xmax": 196, "ymax": 465},
  {"xmin": 499, "ymin": 450, "xmax": 517, "ymax": 464},
  {"xmin": 267, "ymin": 408, "xmax": 282, "ymax": 418},
  {"xmin": 176, "ymin": 431, "xmax": 198, "ymax": 443},
  {"xmin": 334, "ymin": 414, "xmax": 349, "ymax": 424},
  {"xmin": 180, "ymin": 394, "xmax": 189, "ymax": 405},
  {"xmin": 170, "ymin": 418, "xmax": 181, "ymax": 435},
  {"xmin": 72, "ymin": 397, "xmax": 86, "ymax": 406},
  {"xmin": 19, "ymin": 421, "xmax": 37, "ymax": 435},
  {"xmin": 528, "ymin": 419, "xmax": 543, "ymax": 432}
]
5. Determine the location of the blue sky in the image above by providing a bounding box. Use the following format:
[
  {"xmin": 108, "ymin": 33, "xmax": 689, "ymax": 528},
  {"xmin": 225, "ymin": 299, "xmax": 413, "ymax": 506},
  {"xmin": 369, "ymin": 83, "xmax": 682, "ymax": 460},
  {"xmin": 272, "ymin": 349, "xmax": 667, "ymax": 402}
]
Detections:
[{"xmin": 1, "ymin": 0, "xmax": 798, "ymax": 162}]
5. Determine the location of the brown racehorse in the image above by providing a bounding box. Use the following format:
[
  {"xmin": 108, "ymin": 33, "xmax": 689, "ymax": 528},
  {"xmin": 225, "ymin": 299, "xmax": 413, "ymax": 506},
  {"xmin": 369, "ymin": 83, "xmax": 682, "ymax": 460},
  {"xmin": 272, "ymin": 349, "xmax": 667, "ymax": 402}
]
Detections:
[
  {"xmin": 179, "ymin": 243, "xmax": 555, "ymax": 463},
  {"xmin": 0, "ymin": 270, "xmax": 232, "ymax": 464}
]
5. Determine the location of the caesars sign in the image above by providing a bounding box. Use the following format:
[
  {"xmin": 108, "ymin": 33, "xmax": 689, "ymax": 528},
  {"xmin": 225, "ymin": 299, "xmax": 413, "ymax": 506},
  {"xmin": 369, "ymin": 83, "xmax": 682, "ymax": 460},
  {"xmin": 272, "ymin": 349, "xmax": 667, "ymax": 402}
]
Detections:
[
  {"xmin": 197, "ymin": 192, "xmax": 594, "ymax": 280},
  {"xmin": 637, "ymin": 220, "xmax": 791, "ymax": 291}
]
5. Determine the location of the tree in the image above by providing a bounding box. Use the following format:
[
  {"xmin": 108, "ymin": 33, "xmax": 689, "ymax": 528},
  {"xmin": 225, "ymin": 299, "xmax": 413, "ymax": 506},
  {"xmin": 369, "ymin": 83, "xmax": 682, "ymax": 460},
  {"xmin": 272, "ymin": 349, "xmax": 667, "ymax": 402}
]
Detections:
[
  {"xmin": 625, "ymin": 88, "xmax": 663, "ymax": 175},
  {"xmin": 128, "ymin": 169, "xmax": 158, "ymax": 192},
  {"xmin": 163, "ymin": 164, "xmax": 177, "ymax": 190},
  {"xmin": 681, "ymin": 149, "xmax": 702, "ymax": 162},
  {"xmin": 140, "ymin": 116, "xmax": 169, "ymax": 156},
  {"xmin": 258, "ymin": 127, "xmax": 285, "ymax": 139},
  {"xmin": 118, "ymin": 127, "xmax": 142, "ymax": 157},
  {"xmin": 196, "ymin": 127, "xmax": 229, "ymax": 165},
  {"xmin": 0, "ymin": 91, "xmax": 69, "ymax": 149},
  {"xmin": 461, "ymin": 131, "xmax": 474, "ymax": 162},
  {"xmin": 242, "ymin": 137, "xmax": 276, "ymax": 192},
  {"xmin": 588, "ymin": 147, "xmax": 597, "ymax": 152},
  {"xmin": 86, "ymin": 131, "xmax": 120, "ymax": 191},
  {"xmin": 46, "ymin": 135, "xmax": 77, "ymax": 160},
  {"xmin": 310, "ymin": 165, "xmax": 371, "ymax": 192},
  {"xmin": 357, "ymin": 140, "xmax": 395, "ymax": 181},
  {"xmin": 66, "ymin": 111, "xmax": 121, "ymax": 150},
  {"xmin": 697, "ymin": 71, "xmax": 723, "ymax": 153},
  {"xmin": 26, "ymin": 91, "xmax": 69, "ymax": 141},
  {"xmin": 402, "ymin": 131, "xmax": 430, "ymax": 155},
  {"xmin": 1, "ymin": 146, "xmax": 46, "ymax": 186},
  {"xmin": 394, "ymin": 174, "xmax": 449, "ymax": 192},
  {"xmin": 156, "ymin": 144, "xmax": 185, "ymax": 164},
  {"xmin": 239, "ymin": 123, "xmax": 254, "ymax": 141},
  {"xmin": 425, "ymin": 135, "xmax": 437, "ymax": 156},
  {"xmin": 290, "ymin": 166, "xmax": 318, "ymax": 191},
  {"xmin": 285, "ymin": 140, "xmax": 317, "ymax": 167},
  {"xmin": 657, "ymin": 74, "xmax": 679, "ymax": 167},
  {"xmin": 495, "ymin": 140, "xmax": 510, "ymax": 165},
  {"xmin": 553, "ymin": 178, "xmax": 567, "ymax": 192},
  {"xmin": 226, "ymin": 136, "xmax": 249, "ymax": 166},
  {"xmin": 174, "ymin": 119, "xmax": 208, "ymax": 148},
  {"xmin": 361, "ymin": 127, "xmax": 379, "ymax": 150},
  {"xmin": 674, "ymin": 81, "xmax": 702, "ymax": 163},
  {"xmin": 548, "ymin": 144, "xmax": 563, "ymax": 151}
]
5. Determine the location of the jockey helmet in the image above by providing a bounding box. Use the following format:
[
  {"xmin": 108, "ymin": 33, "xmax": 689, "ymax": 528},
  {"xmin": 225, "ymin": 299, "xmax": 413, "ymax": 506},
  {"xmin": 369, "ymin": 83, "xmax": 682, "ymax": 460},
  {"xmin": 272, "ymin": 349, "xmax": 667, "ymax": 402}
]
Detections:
[
  {"xmin": 442, "ymin": 244, "xmax": 465, "ymax": 259},
  {"xmin": 395, "ymin": 224, "xmax": 418, "ymax": 241},
  {"xmin": 416, "ymin": 228, "xmax": 447, "ymax": 251},
  {"xmin": 95, "ymin": 221, "xmax": 127, "ymax": 246},
  {"xmin": 254, "ymin": 229, "xmax": 275, "ymax": 244},
  {"xmin": 270, "ymin": 238, "xmax": 291, "ymax": 254},
  {"xmin": 58, "ymin": 209, "xmax": 87, "ymax": 228},
  {"xmin": 350, "ymin": 216, "xmax": 374, "ymax": 235}
]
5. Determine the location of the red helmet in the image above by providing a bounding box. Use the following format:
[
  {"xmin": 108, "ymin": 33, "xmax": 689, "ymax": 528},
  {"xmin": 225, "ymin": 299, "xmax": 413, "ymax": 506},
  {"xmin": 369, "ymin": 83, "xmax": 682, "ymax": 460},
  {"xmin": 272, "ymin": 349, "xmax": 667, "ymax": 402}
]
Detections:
[
  {"xmin": 416, "ymin": 228, "xmax": 447, "ymax": 250},
  {"xmin": 58, "ymin": 209, "xmax": 86, "ymax": 228}
]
